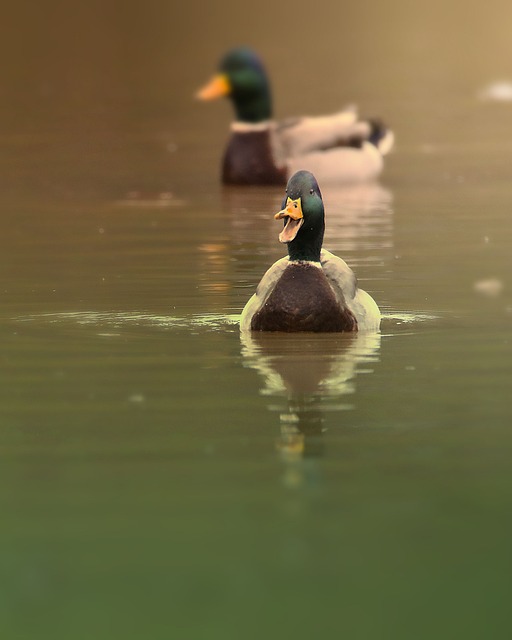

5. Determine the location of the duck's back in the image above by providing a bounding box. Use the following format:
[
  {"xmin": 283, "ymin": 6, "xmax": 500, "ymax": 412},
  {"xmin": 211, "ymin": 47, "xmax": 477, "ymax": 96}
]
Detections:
[{"xmin": 250, "ymin": 262, "xmax": 357, "ymax": 332}]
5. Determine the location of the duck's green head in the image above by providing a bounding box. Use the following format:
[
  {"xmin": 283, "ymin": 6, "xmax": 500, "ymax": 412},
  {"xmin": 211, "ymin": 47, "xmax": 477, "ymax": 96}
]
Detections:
[
  {"xmin": 196, "ymin": 48, "xmax": 272, "ymax": 123},
  {"xmin": 275, "ymin": 171, "xmax": 325, "ymax": 262}
]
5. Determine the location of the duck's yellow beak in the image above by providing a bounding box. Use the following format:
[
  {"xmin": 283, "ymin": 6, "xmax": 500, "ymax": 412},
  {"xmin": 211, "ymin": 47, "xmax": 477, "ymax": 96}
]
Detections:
[
  {"xmin": 274, "ymin": 197, "xmax": 303, "ymax": 221},
  {"xmin": 275, "ymin": 197, "xmax": 304, "ymax": 244},
  {"xmin": 196, "ymin": 74, "xmax": 231, "ymax": 100}
]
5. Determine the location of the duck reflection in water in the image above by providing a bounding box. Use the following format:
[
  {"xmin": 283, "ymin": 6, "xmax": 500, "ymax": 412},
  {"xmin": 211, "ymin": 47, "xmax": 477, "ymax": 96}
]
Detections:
[{"xmin": 241, "ymin": 331, "xmax": 381, "ymax": 487}]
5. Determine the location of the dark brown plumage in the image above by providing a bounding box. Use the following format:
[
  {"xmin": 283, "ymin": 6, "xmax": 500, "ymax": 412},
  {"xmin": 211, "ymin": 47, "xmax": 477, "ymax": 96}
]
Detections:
[
  {"xmin": 222, "ymin": 130, "xmax": 286, "ymax": 185},
  {"xmin": 251, "ymin": 263, "xmax": 357, "ymax": 332}
]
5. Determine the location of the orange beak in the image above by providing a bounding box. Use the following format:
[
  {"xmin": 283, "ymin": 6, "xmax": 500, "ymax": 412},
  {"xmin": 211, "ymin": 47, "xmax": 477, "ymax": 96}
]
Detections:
[
  {"xmin": 274, "ymin": 197, "xmax": 304, "ymax": 221},
  {"xmin": 195, "ymin": 74, "xmax": 231, "ymax": 100},
  {"xmin": 275, "ymin": 198, "xmax": 304, "ymax": 244}
]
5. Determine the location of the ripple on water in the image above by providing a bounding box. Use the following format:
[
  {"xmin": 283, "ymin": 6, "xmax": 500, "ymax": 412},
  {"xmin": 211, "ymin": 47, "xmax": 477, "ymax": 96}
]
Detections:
[
  {"xmin": 11, "ymin": 310, "xmax": 440, "ymax": 334},
  {"xmin": 380, "ymin": 311, "xmax": 443, "ymax": 336},
  {"xmin": 11, "ymin": 311, "xmax": 241, "ymax": 332}
]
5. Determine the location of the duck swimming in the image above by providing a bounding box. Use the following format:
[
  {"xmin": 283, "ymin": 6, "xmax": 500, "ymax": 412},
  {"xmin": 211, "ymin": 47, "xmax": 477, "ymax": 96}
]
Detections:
[
  {"xmin": 197, "ymin": 48, "xmax": 394, "ymax": 186},
  {"xmin": 240, "ymin": 171, "xmax": 381, "ymax": 333}
]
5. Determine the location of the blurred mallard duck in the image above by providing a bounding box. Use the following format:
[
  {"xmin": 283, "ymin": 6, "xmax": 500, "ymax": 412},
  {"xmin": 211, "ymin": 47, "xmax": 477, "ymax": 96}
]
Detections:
[
  {"xmin": 197, "ymin": 48, "xmax": 394, "ymax": 186},
  {"xmin": 240, "ymin": 170, "xmax": 381, "ymax": 332}
]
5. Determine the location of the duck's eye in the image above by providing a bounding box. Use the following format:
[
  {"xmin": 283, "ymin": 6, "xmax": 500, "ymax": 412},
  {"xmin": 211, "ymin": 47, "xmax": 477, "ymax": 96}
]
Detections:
[{"xmin": 309, "ymin": 188, "xmax": 314, "ymax": 195}]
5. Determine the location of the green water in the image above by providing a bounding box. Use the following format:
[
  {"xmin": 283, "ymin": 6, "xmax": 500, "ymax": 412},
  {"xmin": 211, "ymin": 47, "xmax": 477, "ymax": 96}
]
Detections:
[{"xmin": 2, "ymin": 1, "xmax": 512, "ymax": 638}]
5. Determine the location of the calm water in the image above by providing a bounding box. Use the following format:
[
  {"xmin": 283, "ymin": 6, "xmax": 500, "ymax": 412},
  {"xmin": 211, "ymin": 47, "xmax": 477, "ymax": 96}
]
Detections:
[{"xmin": 2, "ymin": 2, "xmax": 512, "ymax": 638}]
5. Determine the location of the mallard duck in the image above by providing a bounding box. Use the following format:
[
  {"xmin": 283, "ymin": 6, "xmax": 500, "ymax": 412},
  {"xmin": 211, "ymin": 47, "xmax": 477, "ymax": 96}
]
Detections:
[
  {"xmin": 240, "ymin": 170, "xmax": 381, "ymax": 332},
  {"xmin": 197, "ymin": 47, "xmax": 394, "ymax": 186}
]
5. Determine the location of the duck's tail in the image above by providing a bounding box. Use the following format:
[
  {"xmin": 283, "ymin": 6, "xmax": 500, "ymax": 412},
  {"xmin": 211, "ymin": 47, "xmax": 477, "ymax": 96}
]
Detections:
[{"xmin": 367, "ymin": 118, "xmax": 395, "ymax": 156}]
